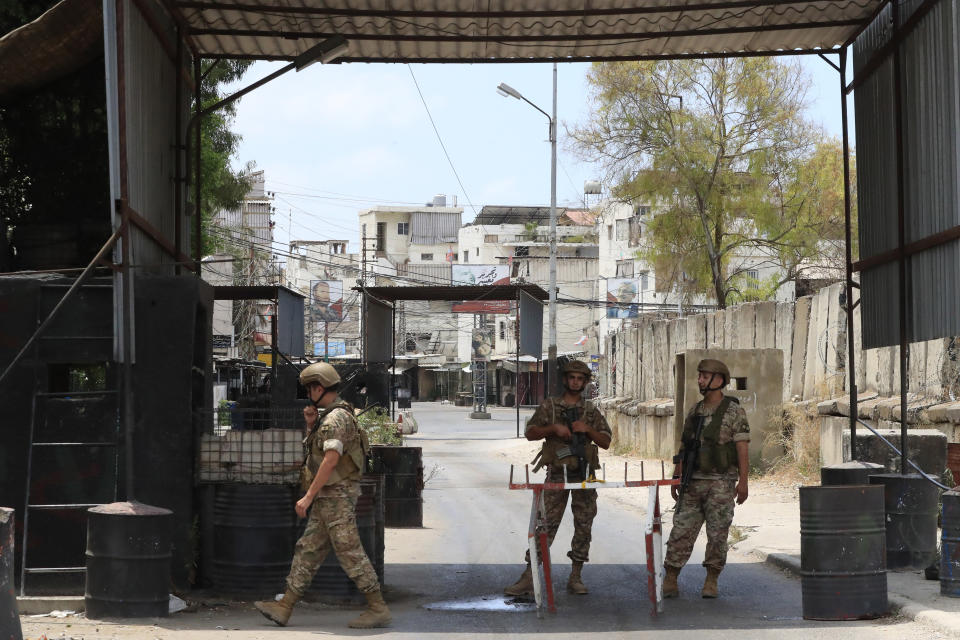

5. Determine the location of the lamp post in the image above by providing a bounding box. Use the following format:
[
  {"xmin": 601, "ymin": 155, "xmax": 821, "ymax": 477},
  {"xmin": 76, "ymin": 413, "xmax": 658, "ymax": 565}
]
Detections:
[{"xmin": 497, "ymin": 62, "xmax": 559, "ymax": 396}]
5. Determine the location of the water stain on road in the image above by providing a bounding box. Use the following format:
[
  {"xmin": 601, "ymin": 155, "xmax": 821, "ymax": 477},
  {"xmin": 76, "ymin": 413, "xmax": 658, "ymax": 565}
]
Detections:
[{"xmin": 422, "ymin": 595, "xmax": 537, "ymax": 612}]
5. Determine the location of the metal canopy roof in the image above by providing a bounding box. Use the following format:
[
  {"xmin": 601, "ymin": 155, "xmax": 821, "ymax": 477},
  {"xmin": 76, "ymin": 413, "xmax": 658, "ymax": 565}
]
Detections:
[
  {"xmin": 359, "ymin": 283, "xmax": 548, "ymax": 302},
  {"xmin": 173, "ymin": 0, "xmax": 886, "ymax": 62}
]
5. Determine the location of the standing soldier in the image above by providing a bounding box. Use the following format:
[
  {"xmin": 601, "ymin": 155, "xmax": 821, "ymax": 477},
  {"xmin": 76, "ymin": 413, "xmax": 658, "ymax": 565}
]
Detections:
[
  {"xmin": 664, "ymin": 359, "xmax": 750, "ymax": 599},
  {"xmin": 254, "ymin": 362, "xmax": 391, "ymax": 629},
  {"xmin": 504, "ymin": 360, "xmax": 612, "ymax": 596}
]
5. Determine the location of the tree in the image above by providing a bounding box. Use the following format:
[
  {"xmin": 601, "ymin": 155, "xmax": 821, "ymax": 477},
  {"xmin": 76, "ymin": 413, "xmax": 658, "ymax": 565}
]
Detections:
[
  {"xmin": 195, "ymin": 60, "xmax": 255, "ymax": 257},
  {"xmin": 570, "ymin": 58, "xmax": 851, "ymax": 308}
]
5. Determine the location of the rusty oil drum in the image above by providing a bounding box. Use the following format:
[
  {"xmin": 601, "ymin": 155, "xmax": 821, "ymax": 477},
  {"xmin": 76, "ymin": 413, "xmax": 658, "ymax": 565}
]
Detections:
[
  {"xmin": 85, "ymin": 502, "xmax": 173, "ymax": 618},
  {"xmin": 800, "ymin": 485, "xmax": 888, "ymax": 620},
  {"xmin": 941, "ymin": 491, "xmax": 960, "ymax": 597}
]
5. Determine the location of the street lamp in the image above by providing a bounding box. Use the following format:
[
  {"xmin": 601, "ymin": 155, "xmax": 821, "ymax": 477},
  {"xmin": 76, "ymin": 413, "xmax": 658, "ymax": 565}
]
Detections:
[{"xmin": 497, "ymin": 63, "xmax": 559, "ymax": 396}]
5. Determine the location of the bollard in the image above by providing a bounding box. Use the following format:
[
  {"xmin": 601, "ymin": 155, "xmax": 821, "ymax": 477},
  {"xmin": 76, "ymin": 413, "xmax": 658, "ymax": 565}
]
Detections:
[{"xmin": 1, "ymin": 507, "xmax": 24, "ymax": 640}]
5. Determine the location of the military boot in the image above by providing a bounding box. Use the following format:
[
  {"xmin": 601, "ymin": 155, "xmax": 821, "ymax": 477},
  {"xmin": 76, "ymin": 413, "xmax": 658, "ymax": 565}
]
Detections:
[
  {"xmin": 504, "ymin": 564, "xmax": 533, "ymax": 596},
  {"xmin": 348, "ymin": 589, "xmax": 392, "ymax": 628},
  {"xmin": 663, "ymin": 566, "xmax": 681, "ymax": 598},
  {"xmin": 254, "ymin": 589, "xmax": 300, "ymax": 626},
  {"xmin": 702, "ymin": 568, "xmax": 721, "ymax": 598},
  {"xmin": 567, "ymin": 561, "xmax": 588, "ymax": 595}
]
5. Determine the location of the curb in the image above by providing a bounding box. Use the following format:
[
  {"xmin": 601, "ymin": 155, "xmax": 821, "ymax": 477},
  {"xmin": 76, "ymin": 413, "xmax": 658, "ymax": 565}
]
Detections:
[
  {"xmin": 753, "ymin": 547, "xmax": 960, "ymax": 637},
  {"xmin": 16, "ymin": 596, "xmax": 85, "ymax": 615}
]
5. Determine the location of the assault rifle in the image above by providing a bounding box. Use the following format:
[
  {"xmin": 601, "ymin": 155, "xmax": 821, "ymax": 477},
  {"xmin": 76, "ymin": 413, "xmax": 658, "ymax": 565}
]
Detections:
[
  {"xmin": 673, "ymin": 414, "xmax": 706, "ymax": 514},
  {"xmin": 559, "ymin": 406, "xmax": 589, "ymax": 482}
]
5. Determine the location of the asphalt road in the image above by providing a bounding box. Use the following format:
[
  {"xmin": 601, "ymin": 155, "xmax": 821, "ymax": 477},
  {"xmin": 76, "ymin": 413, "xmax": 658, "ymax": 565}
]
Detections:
[{"xmin": 20, "ymin": 401, "xmax": 951, "ymax": 639}]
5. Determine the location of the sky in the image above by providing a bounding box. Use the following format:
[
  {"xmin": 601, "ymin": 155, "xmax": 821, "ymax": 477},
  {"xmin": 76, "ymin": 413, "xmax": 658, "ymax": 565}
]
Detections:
[{"xmin": 223, "ymin": 55, "xmax": 854, "ymax": 255}]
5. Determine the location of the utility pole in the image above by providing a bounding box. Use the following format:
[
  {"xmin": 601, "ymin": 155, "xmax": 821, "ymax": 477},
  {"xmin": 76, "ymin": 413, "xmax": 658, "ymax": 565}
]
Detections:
[{"xmin": 547, "ymin": 61, "xmax": 558, "ymax": 396}]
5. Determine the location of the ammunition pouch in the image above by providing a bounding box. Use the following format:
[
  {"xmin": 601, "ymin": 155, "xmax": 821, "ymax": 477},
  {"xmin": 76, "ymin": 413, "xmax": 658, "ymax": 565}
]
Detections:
[{"xmin": 532, "ymin": 438, "xmax": 601, "ymax": 478}]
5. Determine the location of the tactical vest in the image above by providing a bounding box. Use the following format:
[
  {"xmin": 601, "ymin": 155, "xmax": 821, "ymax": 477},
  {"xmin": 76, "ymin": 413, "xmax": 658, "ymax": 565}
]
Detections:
[
  {"xmin": 531, "ymin": 399, "xmax": 602, "ymax": 476},
  {"xmin": 300, "ymin": 399, "xmax": 369, "ymax": 491},
  {"xmin": 681, "ymin": 396, "xmax": 739, "ymax": 475}
]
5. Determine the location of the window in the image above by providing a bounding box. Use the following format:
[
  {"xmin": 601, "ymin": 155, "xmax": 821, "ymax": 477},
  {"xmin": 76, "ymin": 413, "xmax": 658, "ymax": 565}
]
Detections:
[
  {"xmin": 397, "ymin": 222, "xmax": 409, "ymax": 235},
  {"xmin": 746, "ymin": 269, "xmax": 759, "ymax": 281},
  {"xmin": 639, "ymin": 270, "xmax": 649, "ymax": 291},
  {"xmin": 607, "ymin": 224, "xmax": 613, "ymax": 241},
  {"xmin": 463, "ymin": 250, "xmax": 469, "ymax": 263},
  {"xmin": 615, "ymin": 259, "xmax": 634, "ymax": 277},
  {"xmin": 376, "ymin": 222, "xmax": 386, "ymax": 252},
  {"xmin": 484, "ymin": 234, "xmax": 498, "ymax": 243},
  {"xmin": 514, "ymin": 246, "xmax": 529, "ymax": 257},
  {"xmin": 499, "ymin": 322, "xmax": 506, "ymax": 340},
  {"xmin": 615, "ymin": 219, "xmax": 628, "ymax": 241},
  {"xmin": 420, "ymin": 253, "xmax": 434, "ymax": 261},
  {"xmin": 475, "ymin": 247, "xmax": 479, "ymax": 256},
  {"xmin": 634, "ymin": 204, "xmax": 651, "ymax": 217}
]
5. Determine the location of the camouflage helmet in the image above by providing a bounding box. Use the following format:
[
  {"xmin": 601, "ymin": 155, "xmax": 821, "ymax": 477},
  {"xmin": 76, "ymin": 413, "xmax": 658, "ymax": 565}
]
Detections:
[
  {"xmin": 697, "ymin": 358, "xmax": 730, "ymax": 385},
  {"xmin": 562, "ymin": 359, "xmax": 592, "ymax": 379},
  {"xmin": 299, "ymin": 362, "xmax": 340, "ymax": 387}
]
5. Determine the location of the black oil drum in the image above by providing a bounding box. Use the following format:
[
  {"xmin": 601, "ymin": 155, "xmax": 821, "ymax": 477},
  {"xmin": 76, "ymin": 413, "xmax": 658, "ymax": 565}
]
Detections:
[
  {"xmin": 1, "ymin": 508, "xmax": 23, "ymax": 640},
  {"xmin": 821, "ymin": 461, "xmax": 885, "ymax": 486},
  {"xmin": 941, "ymin": 491, "xmax": 960, "ymax": 597},
  {"xmin": 211, "ymin": 484, "xmax": 296, "ymax": 597},
  {"xmin": 870, "ymin": 473, "xmax": 939, "ymax": 570},
  {"xmin": 799, "ymin": 485, "xmax": 888, "ymax": 620},
  {"xmin": 368, "ymin": 446, "xmax": 423, "ymax": 527},
  {"xmin": 302, "ymin": 475, "xmax": 385, "ymax": 602},
  {"xmin": 85, "ymin": 502, "xmax": 173, "ymax": 618}
]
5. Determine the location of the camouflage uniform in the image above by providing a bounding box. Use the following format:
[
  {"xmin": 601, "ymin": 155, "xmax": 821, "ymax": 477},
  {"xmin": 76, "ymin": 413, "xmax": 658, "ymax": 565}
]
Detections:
[
  {"xmin": 523, "ymin": 396, "xmax": 611, "ymax": 564},
  {"xmin": 665, "ymin": 398, "xmax": 749, "ymax": 572},
  {"xmin": 286, "ymin": 402, "xmax": 379, "ymax": 596}
]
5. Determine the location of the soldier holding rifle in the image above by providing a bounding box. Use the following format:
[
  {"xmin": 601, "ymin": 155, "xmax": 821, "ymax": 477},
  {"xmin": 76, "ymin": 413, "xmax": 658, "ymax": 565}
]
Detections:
[
  {"xmin": 504, "ymin": 360, "xmax": 612, "ymax": 597},
  {"xmin": 664, "ymin": 359, "xmax": 750, "ymax": 599}
]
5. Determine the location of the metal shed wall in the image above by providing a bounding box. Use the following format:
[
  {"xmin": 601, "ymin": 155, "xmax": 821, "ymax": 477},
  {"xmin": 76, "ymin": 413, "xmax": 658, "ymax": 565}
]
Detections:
[
  {"xmin": 854, "ymin": 0, "xmax": 960, "ymax": 348},
  {"xmin": 114, "ymin": 0, "xmax": 188, "ymax": 272}
]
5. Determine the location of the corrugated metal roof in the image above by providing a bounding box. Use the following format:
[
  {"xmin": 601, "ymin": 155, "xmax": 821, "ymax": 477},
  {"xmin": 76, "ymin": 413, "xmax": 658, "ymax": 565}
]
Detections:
[{"xmin": 173, "ymin": 0, "xmax": 885, "ymax": 62}]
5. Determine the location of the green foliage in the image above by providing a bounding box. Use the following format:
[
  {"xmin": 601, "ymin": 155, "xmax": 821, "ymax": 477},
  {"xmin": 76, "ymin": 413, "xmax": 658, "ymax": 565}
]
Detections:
[
  {"xmin": 195, "ymin": 60, "xmax": 256, "ymax": 257},
  {"xmin": 571, "ymin": 59, "xmax": 855, "ymax": 307},
  {"xmin": 357, "ymin": 407, "xmax": 403, "ymax": 446}
]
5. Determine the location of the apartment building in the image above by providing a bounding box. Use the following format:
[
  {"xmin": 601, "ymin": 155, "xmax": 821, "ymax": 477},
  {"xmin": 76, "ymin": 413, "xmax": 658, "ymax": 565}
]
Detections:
[{"xmin": 356, "ymin": 197, "xmax": 464, "ymax": 399}]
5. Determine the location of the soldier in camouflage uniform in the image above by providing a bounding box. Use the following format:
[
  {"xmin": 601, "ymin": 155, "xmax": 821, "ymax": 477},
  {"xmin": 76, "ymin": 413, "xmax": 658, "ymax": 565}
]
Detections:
[
  {"xmin": 254, "ymin": 362, "xmax": 390, "ymax": 629},
  {"xmin": 504, "ymin": 360, "xmax": 612, "ymax": 597},
  {"xmin": 664, "ymin": 359, "xmax": 750, "ymax": 599}
]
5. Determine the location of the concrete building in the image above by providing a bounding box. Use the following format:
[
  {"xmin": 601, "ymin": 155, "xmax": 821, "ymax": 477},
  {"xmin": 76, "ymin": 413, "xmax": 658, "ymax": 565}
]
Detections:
[
  {"xmin": 211, "ymin": 169, "xmax": 275, "ymax": 249},
  {"xmin": 357, "ymin": 196, "xmax": 464, "ymax": 398},
  {"xmin": 458, "ymin": 205, "xmax": 599, "ymax": 405}
]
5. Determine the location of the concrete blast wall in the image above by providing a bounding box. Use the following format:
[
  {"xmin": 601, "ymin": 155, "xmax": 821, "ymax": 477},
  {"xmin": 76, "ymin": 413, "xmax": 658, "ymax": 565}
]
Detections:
[{"xmin": 599, "ymin": 282, "xmax": 960, "ymax": 460}]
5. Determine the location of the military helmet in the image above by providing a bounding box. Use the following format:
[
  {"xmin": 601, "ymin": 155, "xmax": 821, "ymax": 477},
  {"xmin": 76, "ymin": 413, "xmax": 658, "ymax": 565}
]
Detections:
[
  {"xmin": 299, "ymin": 362, "xmax": 340, "ymax": 387},
  {"xmin": 697, "ymin": 358, "xmax": 730, "ymax": 385},
  {"xmin": 562, "ymin": 359, "xmax": 592, "ymax": 379}
]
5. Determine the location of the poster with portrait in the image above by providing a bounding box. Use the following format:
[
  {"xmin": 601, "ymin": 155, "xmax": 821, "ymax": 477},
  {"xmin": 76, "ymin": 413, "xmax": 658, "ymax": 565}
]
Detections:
[
  {"xmin": 606, "ymin": 278, "xmax": 640, "ymax": 318},
  {"xmin": 471, "ymin": 326, "xmax": 495, "ymax": 361},
  {"xmin": 452, "ymin": 264, "xmax": 511, "ymax": 313},
  {"xmin": 310, "ymin": 280, "xmax": 343, "ymax": 323}
]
